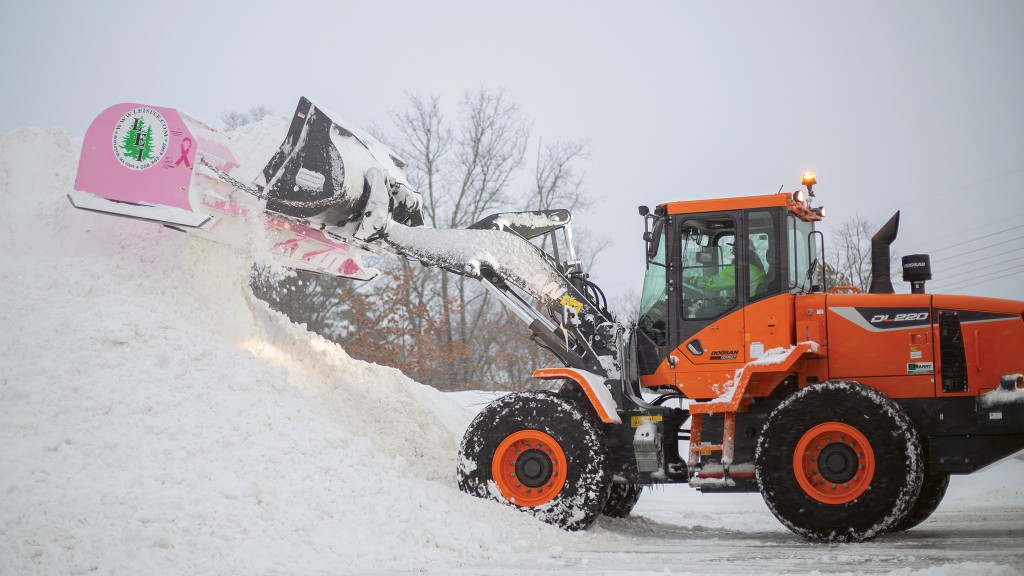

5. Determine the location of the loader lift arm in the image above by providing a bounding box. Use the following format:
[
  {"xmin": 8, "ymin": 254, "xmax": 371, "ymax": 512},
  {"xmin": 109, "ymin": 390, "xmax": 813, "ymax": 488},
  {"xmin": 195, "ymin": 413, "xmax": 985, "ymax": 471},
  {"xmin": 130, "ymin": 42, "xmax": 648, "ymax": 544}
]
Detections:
[
  {"xmin": 378, "ymin": 210, "xmax": 623, "ymax": 379},
  {"xmin": 255, "ymin": 96, "xmax": 624, "ymax": 378}
]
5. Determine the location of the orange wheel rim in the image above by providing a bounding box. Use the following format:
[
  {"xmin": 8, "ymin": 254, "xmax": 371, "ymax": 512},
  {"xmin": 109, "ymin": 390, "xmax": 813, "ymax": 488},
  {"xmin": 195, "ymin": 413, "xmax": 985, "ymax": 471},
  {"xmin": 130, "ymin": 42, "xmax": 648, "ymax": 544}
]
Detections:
[
  {"xmin": 793, "ymin": 422, "xmax": 875, "ymax": 504},
  {"xmin": 491, "ymin": 430, "xmax": 568, "ymax": 507}
]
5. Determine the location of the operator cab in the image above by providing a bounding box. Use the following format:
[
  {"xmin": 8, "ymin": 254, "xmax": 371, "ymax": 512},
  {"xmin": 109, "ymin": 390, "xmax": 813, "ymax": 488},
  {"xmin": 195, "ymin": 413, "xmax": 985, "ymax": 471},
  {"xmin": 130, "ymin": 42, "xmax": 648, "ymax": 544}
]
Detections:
[{"xmin": 635, "ymin": 183, "xmax": 824, "ymax": 391}]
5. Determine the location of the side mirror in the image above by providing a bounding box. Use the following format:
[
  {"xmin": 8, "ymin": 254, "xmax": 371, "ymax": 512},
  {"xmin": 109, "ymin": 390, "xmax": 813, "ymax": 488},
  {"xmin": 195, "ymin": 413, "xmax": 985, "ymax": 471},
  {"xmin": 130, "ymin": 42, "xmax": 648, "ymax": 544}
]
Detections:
[
  {"xmin": 646, "ymin": 219, "xmax": 663, "ymax": 261},
  {"xmin": 638, "ymin": 205, "xmax": 650, "ymax": 216}
]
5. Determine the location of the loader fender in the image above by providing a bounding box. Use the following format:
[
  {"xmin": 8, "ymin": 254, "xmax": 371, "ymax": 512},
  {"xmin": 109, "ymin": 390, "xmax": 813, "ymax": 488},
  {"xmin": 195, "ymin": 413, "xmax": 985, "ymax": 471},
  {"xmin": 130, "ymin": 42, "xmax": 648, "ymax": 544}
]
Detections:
[{"xmin": 533, "ymin": 367, "xmax": 622, "ymax": 424}]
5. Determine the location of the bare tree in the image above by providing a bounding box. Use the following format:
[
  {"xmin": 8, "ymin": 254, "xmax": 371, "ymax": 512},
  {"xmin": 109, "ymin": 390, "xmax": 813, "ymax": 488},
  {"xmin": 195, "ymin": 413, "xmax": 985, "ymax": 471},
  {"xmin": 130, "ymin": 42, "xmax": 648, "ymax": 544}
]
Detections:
[
  {"xmin": 389, "ymin": 90, "xmax": 532, "ymax": 386},
  {"xmin": 390, "ymin": 93, "xmax": 454, "ymax": 228},
  {"xmin": 451, "ymin": 89, "xmax": 530, "ymax": 227},
  {"xmin": 221, "ymin": 105, "xmax": 274, "ymax": 131},
  {"xmin": 826, "ymin": 214, "xmax": 901, "ymax": 292},
  {"xmin": 610, "ymin": 288, "xmax": 641, "ymax": 327},
  {"xmin": 529, "ymin": 138, "xmax": 590, "ymax": 212}
]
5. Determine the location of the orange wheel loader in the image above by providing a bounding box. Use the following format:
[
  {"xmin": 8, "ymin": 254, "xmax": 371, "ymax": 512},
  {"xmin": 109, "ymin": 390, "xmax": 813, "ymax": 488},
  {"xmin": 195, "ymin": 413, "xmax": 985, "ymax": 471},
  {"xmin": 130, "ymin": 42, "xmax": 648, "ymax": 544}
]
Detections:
[{"xmin": 456, "ymin": 175, "xmax": 1024, "ymax": 542}]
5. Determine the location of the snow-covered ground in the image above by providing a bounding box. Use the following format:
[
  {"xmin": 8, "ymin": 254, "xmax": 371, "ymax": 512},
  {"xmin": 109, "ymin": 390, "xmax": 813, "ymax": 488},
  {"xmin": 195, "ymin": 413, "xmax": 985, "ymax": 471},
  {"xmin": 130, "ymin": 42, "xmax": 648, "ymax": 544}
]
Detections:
[{"xmin": 1, "ymin": 125, "xmax": 1022, "ymax": 576}]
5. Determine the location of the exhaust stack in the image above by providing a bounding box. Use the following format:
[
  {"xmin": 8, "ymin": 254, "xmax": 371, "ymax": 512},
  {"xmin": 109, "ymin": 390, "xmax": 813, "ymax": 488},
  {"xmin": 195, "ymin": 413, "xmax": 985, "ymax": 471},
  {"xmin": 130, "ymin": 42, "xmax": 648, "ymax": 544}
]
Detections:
[{"xmin": 868, "ymin": 211, "xmax": 900, "ymax": 294}]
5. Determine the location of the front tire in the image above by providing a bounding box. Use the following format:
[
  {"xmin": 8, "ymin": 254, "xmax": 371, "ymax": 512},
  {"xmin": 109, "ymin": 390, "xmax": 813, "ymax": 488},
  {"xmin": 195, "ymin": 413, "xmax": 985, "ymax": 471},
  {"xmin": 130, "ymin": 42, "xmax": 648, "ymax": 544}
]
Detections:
[
  {"xmin": 755, "ymin": 381, "xmax": 923, "ymax": 542},
  {"xmin": 457, "ymin": 391, "xmax": 611, "ymax": 531}
]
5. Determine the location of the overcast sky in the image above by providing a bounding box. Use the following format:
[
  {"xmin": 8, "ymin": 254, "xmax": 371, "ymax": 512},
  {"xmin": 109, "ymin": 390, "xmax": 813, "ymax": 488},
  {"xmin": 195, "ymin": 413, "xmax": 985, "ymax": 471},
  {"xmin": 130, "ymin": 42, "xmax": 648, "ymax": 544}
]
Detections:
[{"xmin": 2, "ymin": 0, "xmax": 1022, "ymax": 301}]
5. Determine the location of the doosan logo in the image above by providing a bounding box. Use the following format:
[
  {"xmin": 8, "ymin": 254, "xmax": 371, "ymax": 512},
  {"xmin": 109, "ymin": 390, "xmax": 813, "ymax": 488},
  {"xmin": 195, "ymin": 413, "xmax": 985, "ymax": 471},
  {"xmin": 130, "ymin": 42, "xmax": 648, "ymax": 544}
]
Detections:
[
  {"xmin": 870, "ymin": 312, "xmax": 929, "ymax": 323},
  {"xmin": 904, "ymin": 262, "xmax": 927, "ymax": 267}
]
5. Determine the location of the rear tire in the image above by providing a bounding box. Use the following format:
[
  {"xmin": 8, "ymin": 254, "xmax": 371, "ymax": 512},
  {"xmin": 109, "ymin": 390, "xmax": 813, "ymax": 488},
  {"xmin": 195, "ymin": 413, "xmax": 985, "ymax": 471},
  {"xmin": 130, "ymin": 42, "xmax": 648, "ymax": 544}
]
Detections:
[
  {"xmin": 755, "ymin": 381, "xmax": 923, "ymax": 542},
  {"xmin": 602, "ymin": 483, "xmax": 643, "ymax": 518},
  {"xmin": 889, "ymin": 470, "xmax": 950, "ymax": 532},
  {"xmin": 457, "ymin": 391, "xmax": 611, "ymax": 531}
]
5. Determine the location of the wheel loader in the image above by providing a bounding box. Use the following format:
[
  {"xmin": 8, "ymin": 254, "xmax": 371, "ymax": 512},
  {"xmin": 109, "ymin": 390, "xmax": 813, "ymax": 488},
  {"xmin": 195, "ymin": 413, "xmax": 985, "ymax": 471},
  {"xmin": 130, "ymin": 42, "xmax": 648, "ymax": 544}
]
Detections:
[{"xmin": 71, "ymin": 97, "xmax": 1024, "ymax": 542}]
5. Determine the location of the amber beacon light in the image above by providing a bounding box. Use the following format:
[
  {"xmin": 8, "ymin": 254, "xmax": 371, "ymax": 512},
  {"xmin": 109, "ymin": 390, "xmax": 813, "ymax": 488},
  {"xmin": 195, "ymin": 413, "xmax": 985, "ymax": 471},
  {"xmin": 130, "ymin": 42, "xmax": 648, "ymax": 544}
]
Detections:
[{"xmin": 801, "ymin": 171, "xmax": 817, "ymax": 195}]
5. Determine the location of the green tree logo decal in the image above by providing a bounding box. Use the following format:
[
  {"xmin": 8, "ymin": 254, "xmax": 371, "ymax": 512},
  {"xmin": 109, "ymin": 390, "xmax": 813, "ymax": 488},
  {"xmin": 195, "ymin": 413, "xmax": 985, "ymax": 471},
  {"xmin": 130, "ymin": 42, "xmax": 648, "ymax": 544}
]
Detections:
[
  {"xmin": 119, "ymin": 117, "xmax": 155, "ymax": 162},
  {"xmin": 111, "ymin": 107, "xmax": 170, "ymax": 170}
]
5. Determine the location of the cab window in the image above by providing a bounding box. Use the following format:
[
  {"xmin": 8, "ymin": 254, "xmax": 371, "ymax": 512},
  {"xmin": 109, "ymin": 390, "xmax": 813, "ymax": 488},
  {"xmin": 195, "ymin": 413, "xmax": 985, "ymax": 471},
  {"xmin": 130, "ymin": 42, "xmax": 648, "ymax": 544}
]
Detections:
[
  {"xmin": 788, "ymin": 214, "xmax": 817, "ymax": 293},
  {"xmin": 748, "ymin": 209, "xmax": 782, "ymax": 301},
  {"xmin": 680, "ymin": 216, "xmax": 738, "ymax": 321}
]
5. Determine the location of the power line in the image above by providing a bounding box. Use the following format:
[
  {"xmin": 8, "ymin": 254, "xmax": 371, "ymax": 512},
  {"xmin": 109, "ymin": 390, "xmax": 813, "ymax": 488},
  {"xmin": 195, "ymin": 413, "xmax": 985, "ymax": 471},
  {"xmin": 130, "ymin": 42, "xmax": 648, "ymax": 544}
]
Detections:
[
  {"xmin": 932, "ymin": 248, "xmax": 1024, "ymax": 277},
  {"xmin": 930, "ymin": 254, "xmax": 1024, "ymax": 283},
  {"xmin": 844, "ymin": 243, "xmax": 1023, "ymax": 286},
  {"xmin": 864, "ymin": 166, "xmax": 1024, "ymax": 221},
  {"xmin": 932, "ymin": 238, "xmax": 1024, "ymax": 265},
  {"xmin": 882, "ymin": 230, "xmax": 1024, "ymax": 281},
  {"xmin": 901, "ymin": 211, "xmax": 1024, "ymax": 253},
  {"xmin": 933, "ymin": 271, "xmax": 1024, "ymax": 294},
  {"xmin": 933, "ymin": 260, "xmax": 1024, "ymax": 288},
  {"xmin": 931, "ymin": 264, "xmax": 1024, "ymax": 293},
  {"xmin": 932, "ymin": 270, "xmax": 1023, "ymax": 294},
  {"xmin": 928, "ymin": 226, "xmax": 1024, "ymax": 255}
]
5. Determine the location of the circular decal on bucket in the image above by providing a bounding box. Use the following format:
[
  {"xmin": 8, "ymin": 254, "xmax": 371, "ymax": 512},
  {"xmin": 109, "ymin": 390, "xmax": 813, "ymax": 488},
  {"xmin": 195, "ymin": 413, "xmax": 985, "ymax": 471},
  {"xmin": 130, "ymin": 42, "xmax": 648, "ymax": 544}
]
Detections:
[{"xmin": 111, "ymin": 107, "xmax": 170, "ymax": 170}]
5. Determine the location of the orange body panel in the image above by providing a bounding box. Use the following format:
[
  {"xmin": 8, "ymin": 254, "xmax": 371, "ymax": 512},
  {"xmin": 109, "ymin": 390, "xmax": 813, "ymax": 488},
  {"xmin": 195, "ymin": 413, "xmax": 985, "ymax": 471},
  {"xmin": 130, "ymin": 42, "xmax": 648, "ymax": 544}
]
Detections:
[
  {"xmin": 826, "ymin": 293, "xmax": 935, "ymax": 382},
  {"xmin": 670, "ymin": 307, "xmax": 748, "ymax": 399},
  {"xmin": 932, "ymin": 295, "xmax": 1024, "ymax": 396},
  {"xmin": 824, "ymin": 293, "xmax": 1024, "ymax": 397},
  {"xmin": 682, "ymin": 310, "xmax": 748, "ymax": 367},
  {"xmin": 793, "ymin": 293, "xmax": 831, "ymax": 385},
  {"xmin": 744, "ymin": 294, "xmax": 797, "ymax": 362}
]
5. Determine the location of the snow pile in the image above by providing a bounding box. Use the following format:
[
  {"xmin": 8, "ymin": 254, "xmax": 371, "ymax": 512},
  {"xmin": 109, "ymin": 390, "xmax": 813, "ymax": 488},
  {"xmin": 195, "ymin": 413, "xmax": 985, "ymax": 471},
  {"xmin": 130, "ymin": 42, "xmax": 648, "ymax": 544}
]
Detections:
[{"xmin": 0, "ymin": 125, "xmax": 577, "ymax": 575}]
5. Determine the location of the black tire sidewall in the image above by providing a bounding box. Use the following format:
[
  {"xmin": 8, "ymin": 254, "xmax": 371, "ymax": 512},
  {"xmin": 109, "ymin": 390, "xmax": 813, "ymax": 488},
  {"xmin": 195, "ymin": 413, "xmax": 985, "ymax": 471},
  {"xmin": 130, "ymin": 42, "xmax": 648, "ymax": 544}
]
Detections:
[
  {"xmin": 457, "ymin": 391, "xmax": 611, "ymax": 531},
  {"xmin": 890, "ymin": 471, "xmax": 950, "ymax": 532},
  {"xmin": 603, "ymin": 483, "xmax": 643, "ymax": 518},
  {"xmin": 755, "ymin": 381, "xmax": 924, "ymax": 542}
]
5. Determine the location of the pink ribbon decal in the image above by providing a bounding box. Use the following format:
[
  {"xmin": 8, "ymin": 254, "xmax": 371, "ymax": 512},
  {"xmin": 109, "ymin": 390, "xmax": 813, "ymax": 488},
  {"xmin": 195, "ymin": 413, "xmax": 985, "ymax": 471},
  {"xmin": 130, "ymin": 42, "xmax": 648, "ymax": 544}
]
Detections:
[{"xmin": 175, "ymin": 138, "xmax": 193, "ymax": 167}]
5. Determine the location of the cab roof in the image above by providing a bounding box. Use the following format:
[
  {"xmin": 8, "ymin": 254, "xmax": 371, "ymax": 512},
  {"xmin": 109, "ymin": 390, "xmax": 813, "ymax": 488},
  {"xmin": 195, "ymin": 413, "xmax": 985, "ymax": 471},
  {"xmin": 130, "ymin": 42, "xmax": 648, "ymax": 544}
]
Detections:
[{"xmin": 660, "ymin": 191, "xmax": 822, "ymax": 222}]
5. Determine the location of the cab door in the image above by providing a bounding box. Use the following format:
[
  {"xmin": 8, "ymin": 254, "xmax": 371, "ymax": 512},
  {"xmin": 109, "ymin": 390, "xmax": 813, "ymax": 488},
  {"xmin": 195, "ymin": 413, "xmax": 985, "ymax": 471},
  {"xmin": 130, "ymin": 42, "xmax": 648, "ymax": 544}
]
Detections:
[
  {"xmin": 674, "ymin": 211, "xmax": 747, "ymax": 367},
  {"xmin": 742, "ymin": 208, "xmax": 793, "ymax": 360}
]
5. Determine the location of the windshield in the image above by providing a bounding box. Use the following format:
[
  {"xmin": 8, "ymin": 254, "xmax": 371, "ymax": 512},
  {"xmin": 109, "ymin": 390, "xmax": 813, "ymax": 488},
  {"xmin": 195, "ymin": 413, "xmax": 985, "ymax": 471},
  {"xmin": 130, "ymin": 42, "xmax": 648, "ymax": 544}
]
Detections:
[
  {"xmin": 787, "ymin": 214, "xmax": 818, "ymax": 293},
  {"xmin": 637, "ymin": 229, "xmax": 667, "ymax": 346}
]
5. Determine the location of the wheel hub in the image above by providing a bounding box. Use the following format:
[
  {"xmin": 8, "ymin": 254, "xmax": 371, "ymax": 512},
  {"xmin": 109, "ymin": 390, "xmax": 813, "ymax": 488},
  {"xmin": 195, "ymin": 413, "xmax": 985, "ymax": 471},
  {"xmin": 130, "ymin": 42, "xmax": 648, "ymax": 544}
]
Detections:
[
  {"xmin": 792, "ymin": 422, "xmax": 876, "ymax": 505},
  {"xmin": 491, "ymin": 429, "xmax": 568, "ymax": 507},
  {"xmin": 818, "ymin": 443, "xmax": 858, "ymax": 483},
  {"xmin": 516, "ymin": 449, "xmax": 553, "ymax": 488}
]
